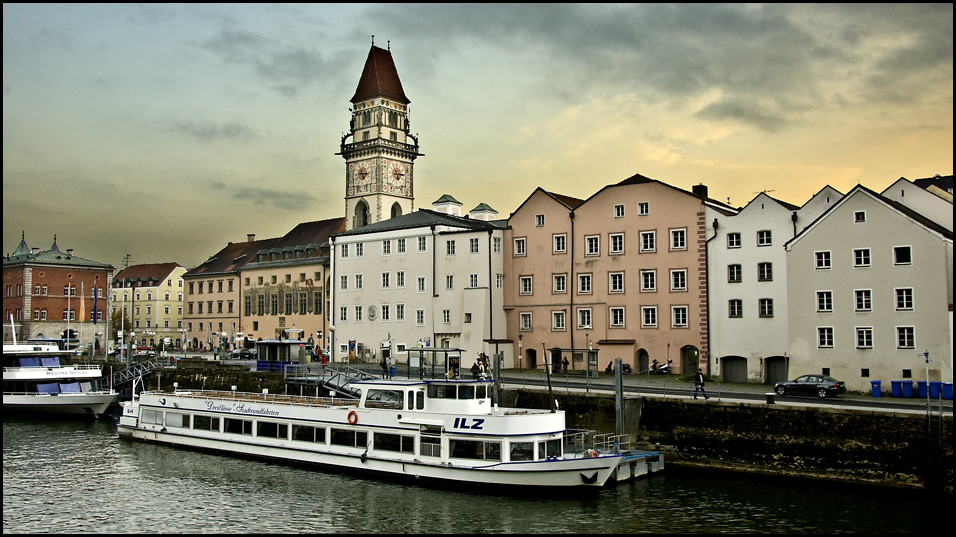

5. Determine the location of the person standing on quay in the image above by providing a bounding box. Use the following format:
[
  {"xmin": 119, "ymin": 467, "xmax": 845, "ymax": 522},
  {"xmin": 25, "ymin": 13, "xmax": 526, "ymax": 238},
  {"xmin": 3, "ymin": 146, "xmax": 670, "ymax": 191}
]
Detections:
[{"xmin": 694, "ymin": 368, "xmax": 709, "ymax": 400}]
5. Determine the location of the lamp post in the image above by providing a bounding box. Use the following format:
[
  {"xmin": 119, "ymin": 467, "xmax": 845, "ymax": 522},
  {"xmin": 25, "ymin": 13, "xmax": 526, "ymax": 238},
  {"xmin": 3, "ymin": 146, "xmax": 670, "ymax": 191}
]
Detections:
[
  {"xmin": 517, "ymin": 334, "xmax": 523, "ymax": 370},
  {"xmin": 128, "ymin": 331, "xmax": 135, "ymax": 364},
  {"xmin": 583, "ymin": 325, "xmax": 592, "ymax": 393}
]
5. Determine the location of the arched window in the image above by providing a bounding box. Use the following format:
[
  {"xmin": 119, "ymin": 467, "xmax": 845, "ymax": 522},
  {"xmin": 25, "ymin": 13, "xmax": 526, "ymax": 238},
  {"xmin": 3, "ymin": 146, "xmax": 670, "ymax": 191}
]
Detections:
[
  {"xmin": 391, "ymin": 202, "xmax": 403, "ymax": 219},
  {"xmin": 355, "ymin": 200, "xmax": 370, "ymax": 228}
]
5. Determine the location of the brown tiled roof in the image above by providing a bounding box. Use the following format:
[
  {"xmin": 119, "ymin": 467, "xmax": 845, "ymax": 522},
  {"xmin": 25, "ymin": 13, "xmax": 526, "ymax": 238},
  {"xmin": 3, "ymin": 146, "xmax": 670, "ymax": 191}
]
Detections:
[
  {"xmin": 350, "ymin": 46, "xmax": 409, "ymax": 104},
  {"xmin": 114, "ymin": 262, "xmax": 183, "ymax": 282}
]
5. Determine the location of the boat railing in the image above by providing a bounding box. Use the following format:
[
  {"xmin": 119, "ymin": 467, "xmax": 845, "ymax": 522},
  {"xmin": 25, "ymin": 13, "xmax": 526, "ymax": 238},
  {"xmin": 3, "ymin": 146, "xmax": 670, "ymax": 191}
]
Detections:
[
  {"xmin": 161, "ymin": 388, "xmax": 358, "ymax": 409},
  {"xmin": 564, "ymin": 429, "xmax": 632, "ymax": 455},
  {"xmin": 593, "ymin": 433, "xmax": 631, "ymax": 453},
  {"xmin": 3, "ymin": 364, "xmax": 102, "ymax": 373},
  {"xmin": 2, "ymin": 389, "xmax": 116, "ymax": 396}
]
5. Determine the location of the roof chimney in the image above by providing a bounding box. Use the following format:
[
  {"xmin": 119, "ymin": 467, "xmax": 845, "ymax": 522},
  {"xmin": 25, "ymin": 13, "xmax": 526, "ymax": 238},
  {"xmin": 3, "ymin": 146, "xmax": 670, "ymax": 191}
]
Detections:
[
  {"xmin": 692, "ymin": 183, "xmax": 708, "ymax": 199},
  {"xmin": 247, "ymin": 234, "xmax": 256, "ymax": 242},
  {"xmin": 66, "ymin": 248, "xmax": 74, "ymax": 256}
]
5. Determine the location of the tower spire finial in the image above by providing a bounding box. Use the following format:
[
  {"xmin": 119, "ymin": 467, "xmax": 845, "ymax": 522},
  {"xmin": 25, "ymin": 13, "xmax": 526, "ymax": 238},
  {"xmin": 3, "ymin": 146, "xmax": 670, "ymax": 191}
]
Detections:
[{"xmin": 371, "ymin": 35, "xmax": 374, "ymax": 46}]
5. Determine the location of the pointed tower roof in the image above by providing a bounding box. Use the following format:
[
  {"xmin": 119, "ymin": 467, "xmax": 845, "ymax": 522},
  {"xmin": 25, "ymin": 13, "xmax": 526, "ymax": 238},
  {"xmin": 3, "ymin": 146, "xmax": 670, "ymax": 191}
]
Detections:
[
  {"xmin": 350, "ymin": 45, "xmax": 409, "ymax": 104},
  {"xmin": 11, "ymin": 231, "xmax": 30, "ymax": 257}
]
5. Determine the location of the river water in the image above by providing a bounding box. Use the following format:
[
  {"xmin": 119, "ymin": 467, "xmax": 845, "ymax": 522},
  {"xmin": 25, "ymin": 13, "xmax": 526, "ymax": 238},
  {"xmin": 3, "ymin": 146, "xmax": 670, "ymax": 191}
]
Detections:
[{"xmin": 3, "ymin": 417, "xmax": 951, "ymax": 534}]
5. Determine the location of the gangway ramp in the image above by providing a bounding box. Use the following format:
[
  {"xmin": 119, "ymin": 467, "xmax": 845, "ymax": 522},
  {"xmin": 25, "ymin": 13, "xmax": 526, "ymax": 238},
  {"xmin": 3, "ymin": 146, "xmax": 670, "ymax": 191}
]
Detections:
[{"xmin": 284, "ymin": 364, "xmax": 372, "ymax": 399}]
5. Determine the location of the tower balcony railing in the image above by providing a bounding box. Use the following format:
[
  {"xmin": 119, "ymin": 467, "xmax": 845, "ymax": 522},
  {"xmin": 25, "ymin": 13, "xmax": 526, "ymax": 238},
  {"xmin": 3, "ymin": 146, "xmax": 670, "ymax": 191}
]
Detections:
[{"xmin": 340, "ymin": 137, "xmax": 421, "ymax": 156}]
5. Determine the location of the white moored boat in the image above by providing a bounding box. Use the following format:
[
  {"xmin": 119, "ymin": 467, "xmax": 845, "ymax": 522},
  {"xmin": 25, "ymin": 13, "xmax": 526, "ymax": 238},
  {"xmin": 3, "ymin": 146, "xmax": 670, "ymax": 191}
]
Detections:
[
  {"xmin": 3, "ymin": 343, "xmax": 118, "ymax": 418},
  {"xmin": 118, "ymin": 377, "xmax": 662, "ymax": 489}
]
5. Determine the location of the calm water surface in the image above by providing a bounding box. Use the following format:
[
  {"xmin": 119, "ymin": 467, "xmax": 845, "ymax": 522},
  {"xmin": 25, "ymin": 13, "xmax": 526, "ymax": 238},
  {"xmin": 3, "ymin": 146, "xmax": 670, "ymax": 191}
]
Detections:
[{"xmin": 3, "ymin": 418, "xmax": 951, "ymax": 534}]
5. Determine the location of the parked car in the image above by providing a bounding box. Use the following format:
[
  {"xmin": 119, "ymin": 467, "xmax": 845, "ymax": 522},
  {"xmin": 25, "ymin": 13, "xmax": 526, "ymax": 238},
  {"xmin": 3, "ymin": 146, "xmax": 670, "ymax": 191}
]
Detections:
[{"xmin": 774, "ymin": 375, "xmax": 846, "ymax": 398}]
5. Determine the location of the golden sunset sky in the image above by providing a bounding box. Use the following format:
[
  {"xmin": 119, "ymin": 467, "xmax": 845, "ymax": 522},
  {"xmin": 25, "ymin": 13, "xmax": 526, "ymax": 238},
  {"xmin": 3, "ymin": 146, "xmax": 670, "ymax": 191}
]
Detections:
[{"xmin": 3, "ymin": 4, "xmax": 952, "ymax": 268}]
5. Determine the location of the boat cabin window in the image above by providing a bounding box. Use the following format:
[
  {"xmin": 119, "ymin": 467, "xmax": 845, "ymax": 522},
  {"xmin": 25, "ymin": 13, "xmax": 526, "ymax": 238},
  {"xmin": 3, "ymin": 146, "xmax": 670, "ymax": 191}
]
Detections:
[
  {"xmin": 193, "ymin": 415, "xmax": 220, "ymax": 432},
  {"xmin": 406, "ymin": 389, "xmax": 425, "ymax": 411},
  {"xmin": 426, "ymin": 384, "xmax": 488, "ymax": 400},
  {"xmin": 224, "ymin": 418, "xmax": 253, "ymax": 435},
  {"xmin": 165, "ymin": 412, "xmax": 187, "ymax": 429},
  {"xmin": 330, "ymin": 429, "xmax": 367, "ymax": 448},
  {"xmin": 365, "ymin": 389, "xmax": 404, "ymax": 410},
  {"xmin": 458, "ymin": 385, "xmax": 475, "ymax": 399},
  {"xmin": 256, "ymin": 421, "xmax": 288, "ymax": 439},
  {"xmin": 373, "ymin": 432, "xmax": 415, "ymax": 453},
  {"xmin": 428, "ymin": 384, "xmax": 457, "ymax": 399},
  {"xmin": 510, "ymin": 441, "xmax": 534, "ymax": 462},
  {"xmin": 141, "ymin": 409, "xmax": 161, "ymax": 425},
  {"xmin": 538, "ymin": 439, "xmax": 561, "ymax": 459},
  {"xmin": 292, "ymin": 424, "xmax": 326, "ymax": 443},
  {"xmin": 450, "ymin": 439, "xmax": 501, "ymax": 461}
]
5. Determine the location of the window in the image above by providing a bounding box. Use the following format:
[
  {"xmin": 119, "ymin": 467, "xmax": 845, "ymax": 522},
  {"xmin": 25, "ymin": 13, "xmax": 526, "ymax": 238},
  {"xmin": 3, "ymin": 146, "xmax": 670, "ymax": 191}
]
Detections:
[
  {"xmin": 382, "ymin": 240, "xmax": 391, "ymax": 255},
  {"xmin": 641, "ymin": 306, "xmax": 657, "ymax": 327},
  {"xmin": 897, "ymin": 326, "xmax": 915, "ymax": 349},
  {"xmin": 757, "ymin": 262, "xmax": 773, "ymax": 282},
  {"xmin": 585, "ymin": 235, "xmax": 600, "ymax": 256},
  {"xmin": 609, "ymin": 233, "xmax": 624, "ymax": 255},
  {"xmin": 727, "ymin": 233, "xmax": 741, "ymax": 249},
  {"xmin": 670, "ymin": 229, "xmax": 686, "ymax": 251},
  {"xmin": 445, "ymin": 275, "xmax": 455, "ymax": 290},
  {"xmin": 854, "ymin": 248, "xmax": 871, "ymax": 267},
  {"xmin": 340, "ymin": 244, "xmax": 349, "ymax": 258},
  {"xmin": 671, "ymin": 306, "xmax": 688, "ymax": 327},
  {"xmin": 381, "ymin": 304, "xmax": 390, "ymax": 322},
  {"xmin": 417, "ymin": 277, "xmax": 426, "ymax": 293},
  {"xmin": 759, "ymin": 298, "xmax": 774, "ymax": 317},
  {"xmin": 469, "ymin": 238, "xmax": 479, "ymax": 254},
  {"xmin": 578, "ymin": 274, "xmax": 592, "ymax": 294},
  {"xmin": 514, "ymin": 238, "xmax": 526, "ymax": 256},
  {"xmin": 396, "ymin": 304, "xmax": 405, "ymax": 321},
  {"xmin": 817, "ymin": 291, "xmax": 833, "ymax": 312},
  {"xmin": 416, "ymin": 310, "xmax": 425, "ymax": 326},
  {"xmin": 854, "ymin": 210, "xmax": 866, "ymax": 223},
  {"xmin": 446, "ymin": 240, "xmax": 456, "ymax": 255},
  {"xmin": 728, "ymin": 299, "xmax": 742, "ymax": 318},
  {"xmin": 640, "ymin": 270, "xmax": 656, "ymax": 292},
  {"xmin": 396, "ymin": 271, "xmax": 406, "ymax": 288},
  {"xmin": 397, "ymin": 238, "xmax": 406, "ymax": 254},
  {"xmin": 553, "ymin": 274, "xmax": 566, "ymax": 294},
  {"xmin": 757, "ymin": 230, "xmax": 772, "ymax": 246},
  {"xmin": 815, "ymin": 251, "xmax": 831, "ymax": 269},
  {"xmin": 553, "ymin": 234, "xmax": 566, "ymax": 253},
  {"xmin": 519, "ymin": 312, "xmax": 532, "ymax": 331},
  {"xmin": 855, "ymin": 289, "xmax": 872, "ymax": 312},
  {"xmin": 670, "ymin": 269, "xmax": 687, "ymax": 292},
  {"xmin": 535, "ymin": 214, "xmax": 545, "ymax": 227},
  {"xmin": 895, "ymin": 288, "xmax": 913, "ymax": 310},
  {"xmin": 638, "ymin": 202, "xmax": 649, "ymax": 215},
  {"xmin": 856, "ymin": 327, "xmax": 873, "ymax": 348},
  {"xmin": 577, "ymin": 308, "xmax": 591, "ymax": 329},
  {"xmin": 552, "ymin": 311, "xmax": 566, "ymax": 331},
  {"xmin": 469, "ymin": 274, "xmax": 479, "ymax": 288},
  {"xmin": 355, "ymin": 243, "xmax": 364, "ymax": 257},
  {"xmin": 818, "ymin": 327, "xmax": 834, "ymax": 348},
  {"xmin": 353, "ymin": 274, "xmax": 363, "ymax": 290},
  {"xmin": 442, "ymin": 309, "xmax": 451, "ymax": 324},
  {"xmin": 354, "ymin": 306, "xmax": 362, "ymax": 321},
  {"xmin": 728, "ymin": 264, "xmax": 742, "ymax": 283},
  {"xmin": 640, "ymin": 231, "xmax": 656, "ymax": 252},
  {"xmin": 519, "ymin": 276, "xmax": 532, "ymax": 295},
  {"xmin": 609, "ymin": 272, "xmax": 624, "ymax": 293},
  {"xmin": 381, "ymin": 272, "xmax": 391, "ymax": 289},
  {"xmin": 418, "ymin": 236, "xmax": 427, "ymax": 252},
  {"xmin": 893, "ymin": 246, "xmax": 912, "ymax": 265},
  {"xmin": 609, "ymin": 307, "xmax": 625, "ymax": 328},
  {"xmin": 614, "ymin": 204, "xmax": 625, "ymax": 218}
]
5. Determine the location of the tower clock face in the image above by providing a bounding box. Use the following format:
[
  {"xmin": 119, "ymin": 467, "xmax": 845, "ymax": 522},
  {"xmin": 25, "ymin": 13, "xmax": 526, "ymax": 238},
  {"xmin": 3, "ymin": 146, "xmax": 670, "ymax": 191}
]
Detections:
[
  {"xmin": 350, "ymin": 160, "xmax": 374, "ymax": 194},
  {"xmin": 382, "ymin": 160, "xmax": 409, "ymax": 194}
]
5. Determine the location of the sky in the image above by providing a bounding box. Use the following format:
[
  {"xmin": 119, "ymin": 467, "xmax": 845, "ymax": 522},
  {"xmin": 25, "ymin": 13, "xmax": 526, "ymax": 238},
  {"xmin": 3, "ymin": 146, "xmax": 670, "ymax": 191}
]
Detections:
[{"xmin": 3, "ymin": 4, "xmax": 953, "ymax": 269}]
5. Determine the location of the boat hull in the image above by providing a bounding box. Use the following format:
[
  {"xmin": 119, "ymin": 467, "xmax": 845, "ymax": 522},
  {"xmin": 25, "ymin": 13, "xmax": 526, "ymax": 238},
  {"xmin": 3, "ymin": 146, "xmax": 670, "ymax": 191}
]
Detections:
[{"xmin": 4, "ymin": 393, "xmax": 118, "ymax": 418}]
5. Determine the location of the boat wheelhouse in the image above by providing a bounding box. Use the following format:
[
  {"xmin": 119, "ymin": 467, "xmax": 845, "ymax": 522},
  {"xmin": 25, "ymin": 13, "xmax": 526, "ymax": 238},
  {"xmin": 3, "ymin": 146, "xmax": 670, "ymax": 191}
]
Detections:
[
  {"xmin": 3, "ymin": 343, "xmax": 118, "ymax": 418},
  {"xmin": 118, "ymin": 377, "xmax": 662, "ymax": 489}
]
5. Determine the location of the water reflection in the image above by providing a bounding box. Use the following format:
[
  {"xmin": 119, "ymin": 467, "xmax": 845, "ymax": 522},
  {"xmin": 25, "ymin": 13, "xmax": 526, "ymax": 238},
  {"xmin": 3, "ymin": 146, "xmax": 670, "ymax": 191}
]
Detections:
[{"xmin": 3, "ymin": 418, "xmax": 950, "ymax": 534}]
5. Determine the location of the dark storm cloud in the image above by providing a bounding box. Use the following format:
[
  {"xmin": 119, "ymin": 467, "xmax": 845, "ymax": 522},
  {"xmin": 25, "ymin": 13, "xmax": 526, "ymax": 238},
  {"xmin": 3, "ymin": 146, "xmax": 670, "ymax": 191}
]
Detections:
[
  {"xmin": 366, "ymin": 3, "xmax": 952, "ymax": 131},
  {"xmin": 230, "ymin": 186, "xmax": 317, "ymax": 210}
]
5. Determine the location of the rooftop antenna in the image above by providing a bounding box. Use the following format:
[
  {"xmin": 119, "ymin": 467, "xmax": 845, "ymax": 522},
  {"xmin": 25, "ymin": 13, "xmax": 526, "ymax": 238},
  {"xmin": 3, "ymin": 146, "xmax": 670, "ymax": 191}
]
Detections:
[
  {"xmin": 754, "ymin": 189, "xmax": 776, "ymax": 195},
  {"xmin": 371, "ymin": 34, "xmax": 374, "ymax": 46}
]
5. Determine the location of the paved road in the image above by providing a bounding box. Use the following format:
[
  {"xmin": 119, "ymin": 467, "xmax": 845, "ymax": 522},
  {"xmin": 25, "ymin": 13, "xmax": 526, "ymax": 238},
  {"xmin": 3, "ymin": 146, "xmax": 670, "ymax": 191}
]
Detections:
[{"xmin": 500, "ymin": 370, "xmax": 953, "ymax": 415}]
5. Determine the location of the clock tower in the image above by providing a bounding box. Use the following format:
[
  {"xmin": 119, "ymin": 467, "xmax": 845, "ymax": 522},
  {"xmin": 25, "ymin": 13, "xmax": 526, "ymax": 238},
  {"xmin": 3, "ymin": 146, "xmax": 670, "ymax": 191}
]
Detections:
[{"xmin": 339, "ymin": 42, "xmax": 421, "ymax": 230}]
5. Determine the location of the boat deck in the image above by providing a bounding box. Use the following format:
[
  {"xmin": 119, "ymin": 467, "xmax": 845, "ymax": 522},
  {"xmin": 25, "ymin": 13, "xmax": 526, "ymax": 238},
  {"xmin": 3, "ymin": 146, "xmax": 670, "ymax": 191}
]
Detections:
[{"xmin": 162, "ymin": 389, "xmax": 359, "ymax": 409}]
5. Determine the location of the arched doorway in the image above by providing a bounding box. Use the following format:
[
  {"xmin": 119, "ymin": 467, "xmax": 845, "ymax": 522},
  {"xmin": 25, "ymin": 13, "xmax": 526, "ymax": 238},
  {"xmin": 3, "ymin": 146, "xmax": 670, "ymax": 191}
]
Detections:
[
  {"xmin": 526, "ymin": 348, "xmax": 537, "ymax": 369},
  {"xmin": 764, "ymin": 355, "xmax": 788, "ymax": 384},
  {"xmin": 680, "ymin": 345, "xmax": 700, "ymax": 376},
  {"xmin": 721, "ymin": 356, "xmax": 748, "ymax": 383},
  {"xmin": 636, "ymin": 348, "xmax": 650, "ymax": 374},
  {"xmin": 354, "ymin": 200, "xmax": 370, "ymax": 228},
  {"xmin": 390, "ymin": 202, "xmax": 403, "ymax": 219}
]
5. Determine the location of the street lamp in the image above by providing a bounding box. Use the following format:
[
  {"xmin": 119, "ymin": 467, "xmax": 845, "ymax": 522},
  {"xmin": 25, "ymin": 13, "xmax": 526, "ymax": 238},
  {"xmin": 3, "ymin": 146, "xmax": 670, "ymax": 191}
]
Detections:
[
  {"xmin": 583, "ymin": 326, "xmax": 592, "ymax": 392},
  {"xmin": 518, "ymin": 334, "xmax": 523, "ymax": 370}
]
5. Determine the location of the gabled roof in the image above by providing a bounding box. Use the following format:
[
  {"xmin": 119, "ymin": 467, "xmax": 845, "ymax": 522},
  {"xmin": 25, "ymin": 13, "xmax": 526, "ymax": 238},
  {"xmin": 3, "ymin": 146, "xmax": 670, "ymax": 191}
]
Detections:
[
  {"xmin": 911, "ymin": 174, "xmax": 953, "ymax": 193},
  {"xmin": 784, "ymin": 184, "xmax": 953, "ymax": 250},
  {"xmin": 335, "ymin": 209, "xmax": 503, "ymax": 238},
  {"xmin": 739, "ymin": 191, "xmax": 800, "ymax": 212},
  {"xmin": 114, "ymin": 263, "xmax": 183, "ymax": 285},
  {"xmin": 507, "ymin": 187, "xmax": 585, "ymax": 220},
  {"xmin": 350, "ymin": 45, "xmax": 409, "ymax": 104}
]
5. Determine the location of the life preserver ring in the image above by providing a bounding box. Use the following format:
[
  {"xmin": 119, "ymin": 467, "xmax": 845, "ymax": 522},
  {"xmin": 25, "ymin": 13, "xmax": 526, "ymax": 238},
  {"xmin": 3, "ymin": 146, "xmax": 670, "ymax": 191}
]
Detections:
[{"xmin": 347, "ymin": 410, "xmax": 358, "ymax": 425}]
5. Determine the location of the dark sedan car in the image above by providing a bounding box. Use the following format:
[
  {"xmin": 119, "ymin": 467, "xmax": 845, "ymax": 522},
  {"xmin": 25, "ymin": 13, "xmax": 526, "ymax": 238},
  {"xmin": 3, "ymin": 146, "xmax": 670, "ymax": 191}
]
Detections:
[{"xmin": 774, "ymin": 375, "xmax": 846, "ymax": 398}]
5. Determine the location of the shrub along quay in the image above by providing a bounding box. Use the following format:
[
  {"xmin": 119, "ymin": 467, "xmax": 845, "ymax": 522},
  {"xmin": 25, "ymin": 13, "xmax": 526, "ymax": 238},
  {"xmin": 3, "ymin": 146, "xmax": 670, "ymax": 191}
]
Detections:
[{"xmin": 136, "ymin": 366, "xmax": 952, "ymax": 493}]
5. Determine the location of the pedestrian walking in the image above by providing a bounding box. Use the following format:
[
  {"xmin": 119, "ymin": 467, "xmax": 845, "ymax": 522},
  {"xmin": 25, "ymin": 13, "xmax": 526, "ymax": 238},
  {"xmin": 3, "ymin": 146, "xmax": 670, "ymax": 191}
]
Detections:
[
  {"xmin": 694, "ymin": 368, "xmax": 709, "ymax": 400},
  {"xmin": 380, "ymin": 357, "xmax": 388, "ymax": 379}
]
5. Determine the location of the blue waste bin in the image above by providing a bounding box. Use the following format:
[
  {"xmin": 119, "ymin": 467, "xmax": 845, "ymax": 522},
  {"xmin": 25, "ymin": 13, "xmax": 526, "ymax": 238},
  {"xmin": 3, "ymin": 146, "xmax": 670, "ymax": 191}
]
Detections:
[
  {"xmin": 891, "ymin": 380, "xmax": 902, "ymax": 397},
  {"xmin": 917, "ymin": 381, "xmax": 928, "ymax": 398},
  {"xmin": 930, "ymin": 381, "xmax": 942, "ymax": 399},
  {"xmin": 900, "ymin": 380, "xmax": 914, "ymax": 398},
  {"xmin": 870, "ymin": 380, "xmax": 881, "ymax": 398},
  {"xmin": 943, "ymin": 383, "xmax": 953, "ymax": 400},
  {"xmin": 389, "ymin": 365, "xmax": 396, "ymax": 378}
]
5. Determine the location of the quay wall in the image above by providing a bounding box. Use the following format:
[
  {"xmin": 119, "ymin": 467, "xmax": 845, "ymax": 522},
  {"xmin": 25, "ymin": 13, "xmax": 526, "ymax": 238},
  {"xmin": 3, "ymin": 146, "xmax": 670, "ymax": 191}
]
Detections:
[{"xmin": 143, "ymin": 369, "xmax": 952, "ymax": 492}]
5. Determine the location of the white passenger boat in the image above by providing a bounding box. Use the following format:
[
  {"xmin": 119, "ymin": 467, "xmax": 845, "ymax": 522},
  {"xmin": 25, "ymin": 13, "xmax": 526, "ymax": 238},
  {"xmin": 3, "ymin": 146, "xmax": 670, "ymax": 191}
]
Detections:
[
  {"xmin": 118, "ymin": 378, "xmax": 662, "ymax": 489},
  {"xmin": 3, "ymin": 343, "xmax": 118, "ymax": 418}
]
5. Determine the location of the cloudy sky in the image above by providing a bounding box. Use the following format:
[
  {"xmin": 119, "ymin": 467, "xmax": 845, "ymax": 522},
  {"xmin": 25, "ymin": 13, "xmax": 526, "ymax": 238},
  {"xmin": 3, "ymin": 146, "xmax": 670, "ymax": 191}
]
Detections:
[{"xmin": 3, "ymin": 4, "xmax": 952, "ymax": 268}]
